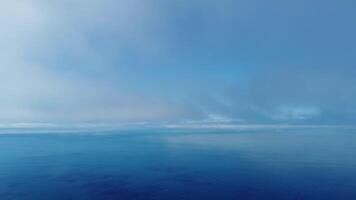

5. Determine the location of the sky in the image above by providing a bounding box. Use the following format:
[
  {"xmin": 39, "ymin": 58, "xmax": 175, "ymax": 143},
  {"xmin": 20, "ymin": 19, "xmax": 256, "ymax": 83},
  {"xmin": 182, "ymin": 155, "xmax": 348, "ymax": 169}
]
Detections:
[{"xmin": 1, "ymin": 0, "xmax": 356, "ymax": 126}]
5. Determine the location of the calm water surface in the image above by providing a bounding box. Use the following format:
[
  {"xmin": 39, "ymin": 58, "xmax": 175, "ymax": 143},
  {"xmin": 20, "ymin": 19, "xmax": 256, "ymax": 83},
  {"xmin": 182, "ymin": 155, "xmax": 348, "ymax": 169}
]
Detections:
[{"xmin": 0, "ymin": 129, "xmax": 356, "ymax": 199}]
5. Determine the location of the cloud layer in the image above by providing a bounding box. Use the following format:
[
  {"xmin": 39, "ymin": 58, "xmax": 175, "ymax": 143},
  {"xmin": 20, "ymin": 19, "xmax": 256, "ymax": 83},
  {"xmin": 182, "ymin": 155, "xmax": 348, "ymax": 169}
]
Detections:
[{"xmin": 1, "ymin": 0, "xmax": 356, "ymax": 125}]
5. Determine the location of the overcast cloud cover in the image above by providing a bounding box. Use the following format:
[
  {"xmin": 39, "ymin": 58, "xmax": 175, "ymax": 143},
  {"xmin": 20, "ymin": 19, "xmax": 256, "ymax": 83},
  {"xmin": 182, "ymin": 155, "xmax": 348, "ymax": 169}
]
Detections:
[{"xmin": 1, "ymin": 0, "xmax": 356, "ymax": 126}]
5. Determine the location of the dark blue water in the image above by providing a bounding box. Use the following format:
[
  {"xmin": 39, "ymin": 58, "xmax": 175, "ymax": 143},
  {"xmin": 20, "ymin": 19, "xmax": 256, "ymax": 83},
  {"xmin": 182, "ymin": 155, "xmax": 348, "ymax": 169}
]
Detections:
[{"xmin": 1, "ymin": 129, "xmax": 356, "ymax": 200}]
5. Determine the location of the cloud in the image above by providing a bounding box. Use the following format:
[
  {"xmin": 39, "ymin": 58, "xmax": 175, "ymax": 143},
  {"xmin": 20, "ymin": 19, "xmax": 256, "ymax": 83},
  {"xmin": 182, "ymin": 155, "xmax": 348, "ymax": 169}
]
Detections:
[
  {"xmin": 1, "ymin": 0, "xmax": 355, "ymax": 126},
  {"xmin": 0, "ymin": 0, "xmax": 187, "ymax": 123},
  {"xmin": 191, "ymin": 66, "xmax": 356, "ymax": 125}
]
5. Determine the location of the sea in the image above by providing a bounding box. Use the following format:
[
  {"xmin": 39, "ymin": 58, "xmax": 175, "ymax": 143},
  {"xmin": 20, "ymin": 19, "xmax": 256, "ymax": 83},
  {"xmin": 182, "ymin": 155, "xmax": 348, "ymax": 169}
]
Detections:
[{"xmin": 0, "ymin": 128, "xmax": 355, "ymax": 199}]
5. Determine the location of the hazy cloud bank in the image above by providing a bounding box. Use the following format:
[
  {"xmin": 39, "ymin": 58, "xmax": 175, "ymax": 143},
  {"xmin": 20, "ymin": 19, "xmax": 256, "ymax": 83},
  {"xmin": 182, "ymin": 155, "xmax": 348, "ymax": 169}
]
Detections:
[{"xmin": 1, "ymin": 0, "xmax": 356, "ymax": 126}]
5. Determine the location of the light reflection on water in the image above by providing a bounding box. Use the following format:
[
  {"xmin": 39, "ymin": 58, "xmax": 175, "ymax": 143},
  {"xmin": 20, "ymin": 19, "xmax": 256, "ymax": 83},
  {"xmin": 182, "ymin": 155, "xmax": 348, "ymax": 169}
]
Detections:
[{"xmin": 0, "ymin": 128, "xmax": 355, "ymax": 200}]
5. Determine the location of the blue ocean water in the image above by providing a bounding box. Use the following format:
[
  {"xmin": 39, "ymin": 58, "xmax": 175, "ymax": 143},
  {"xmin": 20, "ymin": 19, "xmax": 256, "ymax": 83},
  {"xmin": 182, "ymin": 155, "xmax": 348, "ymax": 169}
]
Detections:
[{"xmin": 0, "ymin": 128, "xmax": 356, "ymax": 200}]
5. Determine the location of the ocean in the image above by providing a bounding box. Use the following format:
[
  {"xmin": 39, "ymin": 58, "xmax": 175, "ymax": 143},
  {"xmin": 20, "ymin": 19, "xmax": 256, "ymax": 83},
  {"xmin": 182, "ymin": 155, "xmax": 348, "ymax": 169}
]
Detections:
[{"xmin": 0, "ymin": 128, "xmax": 355, "ymax": 199}]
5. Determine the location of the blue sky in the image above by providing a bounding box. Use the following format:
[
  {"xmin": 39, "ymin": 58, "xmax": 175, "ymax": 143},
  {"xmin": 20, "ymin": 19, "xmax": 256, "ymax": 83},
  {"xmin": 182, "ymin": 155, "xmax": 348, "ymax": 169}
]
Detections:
[{"xmin": 1, "ymin": 0, "xmax": 356, "ymax": 125}]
